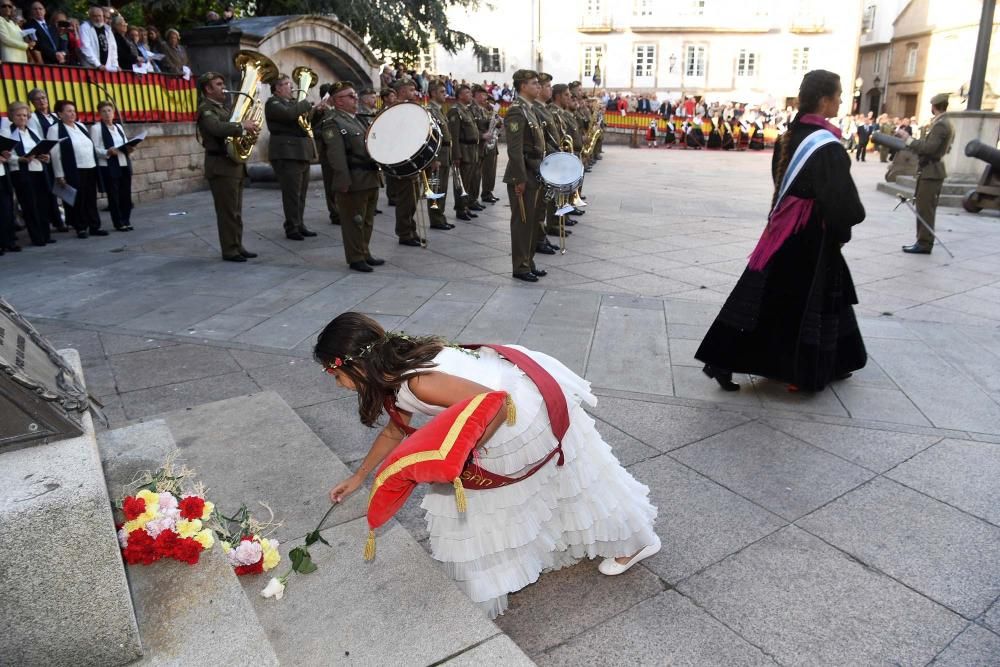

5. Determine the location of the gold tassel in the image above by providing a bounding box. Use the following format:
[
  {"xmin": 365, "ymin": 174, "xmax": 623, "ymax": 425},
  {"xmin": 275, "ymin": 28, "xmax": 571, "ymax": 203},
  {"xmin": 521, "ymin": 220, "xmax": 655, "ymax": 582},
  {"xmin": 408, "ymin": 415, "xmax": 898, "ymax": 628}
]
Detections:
[
  {"xmin": 363, "ymin": 529, "xmax": 376, "ymax": 561},
  {"xmin": 505, "ymin": 394, "xmax": 517, "ymax": 427},
  {"xmin": 453, "ymin": 477, "xmax": 467, "ymax": 513}
]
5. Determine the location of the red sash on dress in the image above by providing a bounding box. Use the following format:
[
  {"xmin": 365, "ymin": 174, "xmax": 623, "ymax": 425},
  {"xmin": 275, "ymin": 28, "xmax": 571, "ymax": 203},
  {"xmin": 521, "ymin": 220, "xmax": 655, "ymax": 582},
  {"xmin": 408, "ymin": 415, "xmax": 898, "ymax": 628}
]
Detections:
[{"xmin": 382, "ymin": 344, "xmax": 570, "ymax": 490}]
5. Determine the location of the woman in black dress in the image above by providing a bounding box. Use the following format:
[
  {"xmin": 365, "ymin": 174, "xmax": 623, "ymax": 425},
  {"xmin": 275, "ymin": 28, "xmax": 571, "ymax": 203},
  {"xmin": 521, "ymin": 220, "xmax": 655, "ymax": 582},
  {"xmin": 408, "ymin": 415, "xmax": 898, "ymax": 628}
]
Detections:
[{"xmin": 695, "ymin": 70, "xmax": 867, "ymax": 392}]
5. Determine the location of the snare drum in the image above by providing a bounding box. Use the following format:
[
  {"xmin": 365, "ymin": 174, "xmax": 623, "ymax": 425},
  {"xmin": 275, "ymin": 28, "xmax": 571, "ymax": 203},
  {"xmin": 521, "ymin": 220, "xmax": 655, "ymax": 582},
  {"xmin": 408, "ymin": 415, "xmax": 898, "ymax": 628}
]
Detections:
[
  {"xmin": 365, "ymin": 103, "xmax": 442, "ymax": 177},
  {"xmin": 538, "ymin": 152, "xmax": 584, "ymax": 194}
]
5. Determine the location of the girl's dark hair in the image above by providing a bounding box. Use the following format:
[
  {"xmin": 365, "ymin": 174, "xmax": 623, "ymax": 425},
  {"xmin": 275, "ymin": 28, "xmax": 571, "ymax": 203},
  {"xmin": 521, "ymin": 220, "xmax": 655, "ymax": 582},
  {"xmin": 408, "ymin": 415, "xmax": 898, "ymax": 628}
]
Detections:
[
  {"xmin": 772, "ymin": 69, "xmax": 841, "ymax": 207},
  {"xmin": 313, "ymin": 312, "xmax": 446, "ymax": 427}
]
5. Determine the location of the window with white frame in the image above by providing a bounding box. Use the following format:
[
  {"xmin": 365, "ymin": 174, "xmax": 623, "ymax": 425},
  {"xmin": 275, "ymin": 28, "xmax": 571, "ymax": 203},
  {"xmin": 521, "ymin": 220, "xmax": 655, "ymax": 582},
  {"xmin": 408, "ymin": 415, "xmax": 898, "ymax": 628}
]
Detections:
[
  {"xmin": 873, "ymin": 50, "xmax": 881, "ymax": 75},
  {"xmin": 905, "ymin": 44, "xmax": 918, "ymax": 76},
  {"xmin": 634, "ymin": 0, "xmax": 654, "ymax": 16},
  {"xmin": 862, "ymin": 4, "xmax": 876, "ymax": 32},
  {"xmin": 581, "ymin": 45, "xmax": 605, "ymax": 79},
  {"xmin": 791, "ymin": 46, "xmax": 810, "ymax": 73},
  {"xmin": 685, "ymin": 45, "xmax": 706, "ymax": 77},
  {"xmin": 634, "ymin": 43, "xmax": 656, "ymax": 78},
  {"xmin": 479, "ymin": 47, "xmax": 503, "ymax": 73},
  {"xmin": 737, "ymin": 49, "xmax": 757, "ymax": 77}
]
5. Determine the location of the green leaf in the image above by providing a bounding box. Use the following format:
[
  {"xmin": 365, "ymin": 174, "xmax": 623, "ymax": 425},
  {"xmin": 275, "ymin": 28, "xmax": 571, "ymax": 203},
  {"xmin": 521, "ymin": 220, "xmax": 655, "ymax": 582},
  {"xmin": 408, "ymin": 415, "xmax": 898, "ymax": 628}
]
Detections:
[
  {"xmin": 304, "ymin": 530, "xmax": 331, "ymax": 548},
  {"xmin": 297, "ymin": 555, "xmax": 318, "ymax": 574},
  {"xmin": 289, "ymin": 546, "xmax": 318, "ymax": 574}
]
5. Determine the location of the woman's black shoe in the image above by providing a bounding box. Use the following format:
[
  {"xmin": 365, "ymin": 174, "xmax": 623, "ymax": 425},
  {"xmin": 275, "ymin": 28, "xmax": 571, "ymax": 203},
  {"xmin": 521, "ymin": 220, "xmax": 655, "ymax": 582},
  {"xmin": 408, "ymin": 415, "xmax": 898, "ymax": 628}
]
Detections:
[{"xmin": 702, "ymin": 365, "xmax": 740, "ymax": 391}]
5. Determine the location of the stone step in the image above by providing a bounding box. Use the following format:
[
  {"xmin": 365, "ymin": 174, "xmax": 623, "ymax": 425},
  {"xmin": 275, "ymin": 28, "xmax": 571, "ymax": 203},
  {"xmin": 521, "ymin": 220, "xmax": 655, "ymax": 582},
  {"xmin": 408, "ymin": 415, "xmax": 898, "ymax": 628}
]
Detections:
[
  {"xmin": 97, "ymin": 420, "xmax": 279, "ymax": 667},
  {"xmin": 154, "ymin": 390, "xmax": 534, "ymax": 666},
  {"xmin": 875, "ymin": 181, "xmax": 967, "ymax": 208},
  {"xmin": 1, "ymin": 349, "xmax": 142, "ymax": 667}
]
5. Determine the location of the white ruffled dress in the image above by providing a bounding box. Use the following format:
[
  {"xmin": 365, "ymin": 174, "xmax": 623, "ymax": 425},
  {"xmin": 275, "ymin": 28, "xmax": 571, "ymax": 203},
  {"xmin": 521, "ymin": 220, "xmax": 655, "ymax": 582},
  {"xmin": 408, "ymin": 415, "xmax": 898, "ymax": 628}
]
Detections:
[{"xmin": 394, "ymin": 345, "xmax": 658, "ymax": 618}]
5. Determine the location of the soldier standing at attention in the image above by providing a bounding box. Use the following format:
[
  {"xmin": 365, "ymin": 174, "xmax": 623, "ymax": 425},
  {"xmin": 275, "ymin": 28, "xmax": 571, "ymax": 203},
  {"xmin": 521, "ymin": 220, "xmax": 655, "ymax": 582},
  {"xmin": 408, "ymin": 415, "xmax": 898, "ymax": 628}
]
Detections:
[
  {"xmin": 321, "ymin": 81, "xmax": 384, "ymax": 272},
  {"xmin": 465, "ymin": 84, "xmax": 489, "ymax": 210},
  {"xmin": 390, "ymin": 78, "xmax": 424, "ymax": 247},
  {"xmin": 448, "ymin": 84, "xmax": 480, "ymax": 221},
  {"xmin": 196, "ymin": 71, "xmax": 260, "ymax": 262},
  {"xmin": 478, "ymin": 89, "xmax": 500, "ymax": 204},
  {"xmin": 426, "ymin": 80, "xmax": 455, "ymax": 230},
  {"xmin": 897, "ymin": 93, "xmax": 954, "ymax": 255},
  {"xmin": 504, "ymin": 70, "xmax": 547, "ymax": 282},
  {"xmin": 265, "ymin": 73, "xmax": 325, "ymax": 241},
  {"xmin": 534, "ymin": 72, "xmax": 563, "ymax": 254},
  {"xmin": 357, "ymin": 87, "xmax": 378, "ymax": 126},
  {"xmin": 314, "ymin": 82, "xmax": 340, "ymax": 227}
]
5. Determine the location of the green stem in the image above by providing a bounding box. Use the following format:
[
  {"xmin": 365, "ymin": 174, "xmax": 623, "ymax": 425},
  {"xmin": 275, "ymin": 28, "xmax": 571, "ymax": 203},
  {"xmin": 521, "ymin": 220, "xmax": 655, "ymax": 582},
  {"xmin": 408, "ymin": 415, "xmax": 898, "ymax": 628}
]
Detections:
[{"xmin": 313, "ymin": 503, "xmax": 339, "ymax": 535}]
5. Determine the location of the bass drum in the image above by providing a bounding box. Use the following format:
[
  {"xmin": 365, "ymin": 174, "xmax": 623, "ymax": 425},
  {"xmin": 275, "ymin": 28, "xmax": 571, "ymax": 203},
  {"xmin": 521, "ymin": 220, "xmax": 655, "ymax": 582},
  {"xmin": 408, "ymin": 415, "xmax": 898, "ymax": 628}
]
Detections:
[
  {"xmin": 539, "ymin": 152, "xmax": 584, "ymax": 194},
  {"xmin": 365, "ymin": 103, "xmax": 442, "ymax": 177}
]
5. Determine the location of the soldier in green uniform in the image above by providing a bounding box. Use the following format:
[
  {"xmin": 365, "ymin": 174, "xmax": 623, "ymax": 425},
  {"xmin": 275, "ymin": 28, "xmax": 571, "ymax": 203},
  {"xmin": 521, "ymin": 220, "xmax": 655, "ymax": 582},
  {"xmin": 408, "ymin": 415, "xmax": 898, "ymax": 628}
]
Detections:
[
  {"xmin": 465, "ymin": 84, "xmax": 489, "ymax": 210},
  {"xmin": 196, "ymin": 71, "xmax": 260, "ymax": 262},
  {"xmin": 357, "ymin": 87, "xmax": 377, "ymax": 127},
  {"xmin": 265, "ymin": 73, "xmax": 324, "ymax": 240},
  {"xmin": 478, "ymin": 90, "xmax": 501, "ymax": 204},
  {"xmin": 504, "ymin": 70, "xmax": 547, "ymax": 282},
  {"xmin": 426, "ymin": 80, "xmax": 455, "ymax": 230},
  {"xmin": 320, "ymin": 81, "xmax": 385, "ymax": 272},
  {"xmin": 379, "ymin": 88, "xmax": 397, "ymax": 207},
  {"xmin": 897, "ymin": 93, "xmax": 954, "ymax": 254},
  {"xmin": 314, "ymin": 82, "xmax": 340, "ymax": 226},
  {"xmin": 534, "ymin": 73, "xmax": 563, "ymax": 253},
  {"xmin": 448, "ymin": 84, "xmax": 480, "ymax": 221},
  {"xmin": 390, "ymin": 79, "xmax": 424, "ymax": 246},
  {"xmin": 877, "ymin": 113, "xmax": 894, "ymax": 163}
]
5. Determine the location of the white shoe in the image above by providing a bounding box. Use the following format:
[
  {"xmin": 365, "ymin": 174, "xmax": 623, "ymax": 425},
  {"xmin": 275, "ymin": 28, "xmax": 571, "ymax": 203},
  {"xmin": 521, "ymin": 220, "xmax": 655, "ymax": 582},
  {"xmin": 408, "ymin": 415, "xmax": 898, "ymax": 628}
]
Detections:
[{"xmin": 598, "ymin": 535, "xmax": 662, "ymax": 576}]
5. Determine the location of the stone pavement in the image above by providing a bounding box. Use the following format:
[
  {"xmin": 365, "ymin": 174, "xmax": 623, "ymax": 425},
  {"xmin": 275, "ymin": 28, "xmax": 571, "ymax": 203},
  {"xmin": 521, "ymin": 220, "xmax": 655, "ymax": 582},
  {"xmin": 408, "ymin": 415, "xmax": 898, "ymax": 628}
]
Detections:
[{"xmin": 3, "ymin": 145, "xmax": 999, "ymax": 664}]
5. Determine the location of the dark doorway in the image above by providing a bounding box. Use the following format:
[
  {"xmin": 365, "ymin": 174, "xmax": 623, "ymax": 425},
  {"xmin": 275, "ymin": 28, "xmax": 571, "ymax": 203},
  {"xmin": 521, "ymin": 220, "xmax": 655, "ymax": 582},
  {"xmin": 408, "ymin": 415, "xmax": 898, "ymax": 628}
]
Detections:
[{"xmin": 867, "ymin": 89, "xmax": 881, "ymax": 115}]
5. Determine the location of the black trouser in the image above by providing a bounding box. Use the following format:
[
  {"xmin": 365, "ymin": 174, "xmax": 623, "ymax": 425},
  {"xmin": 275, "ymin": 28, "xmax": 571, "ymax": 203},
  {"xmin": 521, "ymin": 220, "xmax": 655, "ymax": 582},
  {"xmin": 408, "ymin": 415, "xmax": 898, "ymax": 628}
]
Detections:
[
  {"xmin": 10, "ymin": 170, "xmax": 51, "ymax": 245},
  {"xmin": 99, "ymin": 166, "xmax": 133, "ymax": 229},
  {"xmin": 855, "ymin": 137, "xmax": 868, "ymax": 161},
  {"xmin": 65, "ymin": 168, "xmax": 102, "ymax": 232},
  {"xmin": 43, "ymin": 163, "xmax": 63, "ymax": 228},
  {"xmin": 0, "ymin": 175, "xmax": 17, "ymax": 248}
]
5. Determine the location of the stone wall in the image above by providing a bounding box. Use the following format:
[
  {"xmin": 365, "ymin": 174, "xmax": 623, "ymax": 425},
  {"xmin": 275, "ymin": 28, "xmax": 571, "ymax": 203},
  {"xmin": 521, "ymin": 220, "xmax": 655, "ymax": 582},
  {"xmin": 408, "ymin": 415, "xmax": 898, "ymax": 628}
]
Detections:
[{"xmin": 126, "ymin": 122, "xmax": 206, "ymax": 203}]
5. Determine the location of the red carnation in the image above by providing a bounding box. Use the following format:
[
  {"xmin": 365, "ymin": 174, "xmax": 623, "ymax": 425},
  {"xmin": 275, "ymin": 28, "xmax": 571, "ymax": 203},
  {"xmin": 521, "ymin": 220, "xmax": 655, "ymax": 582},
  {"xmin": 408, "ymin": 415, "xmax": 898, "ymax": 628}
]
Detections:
[
  {"xmin": 234, "ymin": 558, "xmax": 264, "ymax": 576},
  {"xmin": 172, "ymin": 537, "xmax": 204, "ymax": 565},
  {"xmin": 154, "ymin": 529, "xmax": 179, "ymax": 559},
  {"xmin": 122, "ymin": 496, "xmax": 146, "ymax": 521},
  {"xmin": 123, "ymin": 529, "xmax": 159, "ymax": 565},
  {"xmin": 178, "ymin": 496, "xmax": 206, "ymax": 520}
]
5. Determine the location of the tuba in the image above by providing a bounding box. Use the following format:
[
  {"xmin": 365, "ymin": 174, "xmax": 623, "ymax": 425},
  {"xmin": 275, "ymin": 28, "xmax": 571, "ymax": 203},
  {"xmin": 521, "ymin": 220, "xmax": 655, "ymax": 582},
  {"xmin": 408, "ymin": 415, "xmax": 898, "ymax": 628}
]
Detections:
[
  {"xmin": 224, "ymin": 50, "xmax": 279, "ymax": 163},
  {"xmin": 292, "ymin": 66, "xmax": 319, "ymax": 137}
]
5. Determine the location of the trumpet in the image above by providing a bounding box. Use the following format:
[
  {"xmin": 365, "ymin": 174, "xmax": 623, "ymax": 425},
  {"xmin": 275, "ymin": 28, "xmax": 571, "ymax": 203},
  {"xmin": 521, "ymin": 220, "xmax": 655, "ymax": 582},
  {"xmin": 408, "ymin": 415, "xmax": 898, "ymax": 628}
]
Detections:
[
  {"xmin": 421, "ymin": 168, "xmax": 440, "ymax": 210},
  {"xmin": 453, "ymin": 165, "xmax": 469, "ymax": 201}
]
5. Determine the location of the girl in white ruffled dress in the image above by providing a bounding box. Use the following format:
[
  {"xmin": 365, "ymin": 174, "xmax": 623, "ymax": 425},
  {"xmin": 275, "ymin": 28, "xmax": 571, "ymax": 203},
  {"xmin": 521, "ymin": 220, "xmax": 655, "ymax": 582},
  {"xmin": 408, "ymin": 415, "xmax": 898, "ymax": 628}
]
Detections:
[{"xmin": 320, "ymin": 312, "xmax": 659, "ymax": 618}]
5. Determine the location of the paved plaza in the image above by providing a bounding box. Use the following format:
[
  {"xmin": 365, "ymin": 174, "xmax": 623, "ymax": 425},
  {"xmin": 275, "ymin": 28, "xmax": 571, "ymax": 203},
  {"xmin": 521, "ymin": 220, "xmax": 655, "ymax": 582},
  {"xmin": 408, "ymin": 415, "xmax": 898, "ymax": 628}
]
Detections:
[{"xmin": 3, "ymin": 144, "xmax": 1000, "ymax": 665}]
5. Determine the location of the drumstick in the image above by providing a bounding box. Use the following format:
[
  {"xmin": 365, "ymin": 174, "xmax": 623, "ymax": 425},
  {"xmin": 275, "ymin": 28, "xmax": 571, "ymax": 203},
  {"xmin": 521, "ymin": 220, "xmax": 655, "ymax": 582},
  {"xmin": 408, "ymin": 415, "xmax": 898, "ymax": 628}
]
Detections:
[{"xmin": 517, "ymin": 190, "xmax": 527, "ymax": 225}]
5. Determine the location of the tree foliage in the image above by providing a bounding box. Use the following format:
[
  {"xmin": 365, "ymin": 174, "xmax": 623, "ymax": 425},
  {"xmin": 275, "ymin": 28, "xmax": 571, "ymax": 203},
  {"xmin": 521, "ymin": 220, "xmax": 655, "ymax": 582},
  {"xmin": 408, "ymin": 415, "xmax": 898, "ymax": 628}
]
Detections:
[{"xmin": 100, "ymin": 0, "xmax": 482, "ymax": 60}]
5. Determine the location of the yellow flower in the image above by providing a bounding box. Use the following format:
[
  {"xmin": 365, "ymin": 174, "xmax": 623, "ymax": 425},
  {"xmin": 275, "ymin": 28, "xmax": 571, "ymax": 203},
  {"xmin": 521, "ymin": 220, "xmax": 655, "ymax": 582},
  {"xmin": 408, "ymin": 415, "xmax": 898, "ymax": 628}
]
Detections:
[
  {"xmin": 193, "ymin": 530, "xmax": 215, "ymax": 550},
  {"xmin": 260, "ymin": 538, "xmax": 281, "ymax": 571},
  {"xmin": 123, "ymin": 516, "xmax": 149, "ymax": 533},
  {"xmin": 136, "ymin": 489, "xmax": 160, "ymax": 509},
  {"xmin": 221, "ymin": 540, "xmax": 232, "ymax": 554},
  {"xmin": 200, "ymin": 501, "xmax": 215, "ymax": 521},
  {"xmin": 176, "ymin": 518, "xmax": 202, "ymax": 538}
]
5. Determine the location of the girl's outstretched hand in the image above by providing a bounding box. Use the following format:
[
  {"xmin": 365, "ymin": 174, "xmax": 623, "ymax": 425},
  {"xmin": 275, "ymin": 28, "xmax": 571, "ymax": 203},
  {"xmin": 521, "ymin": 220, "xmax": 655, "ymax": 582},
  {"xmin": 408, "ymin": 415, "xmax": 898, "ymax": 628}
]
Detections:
[{"xmin": 330, "ymin": 474, "xmax": 363, "ymax": 504}]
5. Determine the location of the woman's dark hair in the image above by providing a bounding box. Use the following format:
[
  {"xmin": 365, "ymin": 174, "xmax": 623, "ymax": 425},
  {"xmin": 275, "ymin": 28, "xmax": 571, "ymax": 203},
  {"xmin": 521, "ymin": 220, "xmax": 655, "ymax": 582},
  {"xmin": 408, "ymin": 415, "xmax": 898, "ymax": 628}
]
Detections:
[
  {"xmin": 772, "ymin": 69, "xmax": 841, "ymax": 207},
  {"xmin": 54, "ymin": 99, "xmax": 75, "ymax": 114},
  {"xmin": 314, "ymin": 312, "xmax": 446, "ymax": 427}
]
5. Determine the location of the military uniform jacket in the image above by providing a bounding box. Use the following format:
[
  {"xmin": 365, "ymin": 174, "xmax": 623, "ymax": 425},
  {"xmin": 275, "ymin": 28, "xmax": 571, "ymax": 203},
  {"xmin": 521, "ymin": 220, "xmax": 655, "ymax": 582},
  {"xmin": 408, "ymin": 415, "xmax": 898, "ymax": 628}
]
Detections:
[
  {"xmin": 321, "ymin": 109, "xmax": 382, "ymax": 192},
  {"xmin": 428, "ymin": 101, "xmax": 452, "ymax": 163},
  {"xmin": 908, "ymin": 115, "xmax": 953, "ymax": 180},
  {"xmin": 575, "ymin": 105, "xmax": 591, "ymax": 136},
  {"xmin": 534, "ymin": 102, "xmax": 562, "ymax": 153},
  {"xmin": 502, "ymin": 96, "xmax": 546, "ymax": 185},
  {"xmin": 480, "ymin": 103, "xmax": 499, "ymax": 154},
  {"xmin": 357, "ymin": 103, "xmax": 376, "ymax": 128},
  {"xmin": 197, "ymin": 97, "xmax": 246, "ymax": 179},
  {"xmin": 472, "ymin": 103, "xmax": 491, "ymax": 155},
  {"xmin": 559, "ymin": 108, "xmax": 584, "ymax": 152},
  {"xmin": 265, "ymin": 95, "xmax": 317, "ymax": 162},
  {"xmin": 448, "ymin": 102, "xmax": 480, "ymax": 163}
]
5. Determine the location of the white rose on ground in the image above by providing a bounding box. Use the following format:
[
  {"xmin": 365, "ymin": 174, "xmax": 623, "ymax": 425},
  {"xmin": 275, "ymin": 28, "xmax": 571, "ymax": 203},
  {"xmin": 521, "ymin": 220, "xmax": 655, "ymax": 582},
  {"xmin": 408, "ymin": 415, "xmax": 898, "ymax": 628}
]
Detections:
[{"xmin": 260, "ymin": 577, "xmax": 285, "ymax": 600}]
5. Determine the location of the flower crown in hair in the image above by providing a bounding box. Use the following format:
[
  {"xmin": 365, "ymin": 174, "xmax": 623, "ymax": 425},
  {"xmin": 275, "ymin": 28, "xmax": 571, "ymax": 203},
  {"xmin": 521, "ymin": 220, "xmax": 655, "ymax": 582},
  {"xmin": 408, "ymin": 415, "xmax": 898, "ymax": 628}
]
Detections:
[{"xmin": 323, "ymin": 331, "xmax": 413, "ymax": 373}]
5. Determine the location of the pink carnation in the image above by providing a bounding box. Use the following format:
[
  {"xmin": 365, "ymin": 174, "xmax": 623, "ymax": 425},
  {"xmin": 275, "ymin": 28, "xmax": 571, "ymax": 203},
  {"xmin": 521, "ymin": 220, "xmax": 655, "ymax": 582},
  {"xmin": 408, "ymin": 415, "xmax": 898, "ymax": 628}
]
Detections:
[
  {"xmin": 228, "ymin": 539, "xmax": 263, "ymax": 567},
  {"xmin": 158, "ymin": 492, "xmax": 179, "ymax": 512},
  {"xmin": 144, "ymin": 517, "xmax": 176, "ymax": 538},
  {"xmin": 117, "ymin": 527, "xmax": 129, "ymax": 548}
]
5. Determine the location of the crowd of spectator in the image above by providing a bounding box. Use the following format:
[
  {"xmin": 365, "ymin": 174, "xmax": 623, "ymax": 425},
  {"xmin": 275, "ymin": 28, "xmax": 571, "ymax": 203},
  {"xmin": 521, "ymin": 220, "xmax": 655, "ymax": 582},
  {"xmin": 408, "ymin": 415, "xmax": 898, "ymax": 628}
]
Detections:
[{"xmin": 0, "ymin": 1, "xmax": 190, "ymax": 76}]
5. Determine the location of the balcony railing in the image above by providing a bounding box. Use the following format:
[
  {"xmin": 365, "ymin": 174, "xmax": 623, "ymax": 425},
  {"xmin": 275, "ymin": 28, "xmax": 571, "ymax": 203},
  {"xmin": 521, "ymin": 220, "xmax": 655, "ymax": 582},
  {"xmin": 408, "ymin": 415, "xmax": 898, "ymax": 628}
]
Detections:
[
  {"xmin": 0, "ymin": 63, "xmax": 198, "ymax": 123},
  {"xmin": 578, "ymin": 14, "xmax": 613, "ymax": 31}
]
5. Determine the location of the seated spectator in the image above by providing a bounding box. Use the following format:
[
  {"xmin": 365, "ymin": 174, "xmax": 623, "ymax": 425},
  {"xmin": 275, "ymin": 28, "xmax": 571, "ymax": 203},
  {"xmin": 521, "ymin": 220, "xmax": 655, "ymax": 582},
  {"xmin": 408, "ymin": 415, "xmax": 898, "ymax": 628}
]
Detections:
[
  {"xmin": 6, "ymin": 102, "xmax": 54, "ymax": 246},
  {"xmin": 90, "ymin": 100, "xmax": 134, "ymax": 231},
  {"xmin": 79, "ymin": 5, "xmax": 118, "ymax": 70},
  {"xmin": 25, "ymin": 1, "xmax": 64, "ymax": 64},
  {"xmin": 112, "ymin": 14, "xmax": 142, "ymax": 70},
  {"xmin": 160, "ymin": 28, "xmax": 189, "ymax": 76},
  {"xmin": 0, "ymin": 0, "xmax": 32, "ymax": 63},
  {"xmin": 49, "ymin": 100, "xmax": 106, "ymax": 238}
]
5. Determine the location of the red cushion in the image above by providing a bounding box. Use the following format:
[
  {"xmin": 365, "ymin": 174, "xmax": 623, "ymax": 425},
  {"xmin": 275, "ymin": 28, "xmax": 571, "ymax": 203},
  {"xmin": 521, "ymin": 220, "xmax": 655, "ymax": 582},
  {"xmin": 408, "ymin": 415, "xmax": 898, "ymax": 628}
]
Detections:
[{"xmin": 367, "ymin": 391, "xmax": 507, "ymax": 530}]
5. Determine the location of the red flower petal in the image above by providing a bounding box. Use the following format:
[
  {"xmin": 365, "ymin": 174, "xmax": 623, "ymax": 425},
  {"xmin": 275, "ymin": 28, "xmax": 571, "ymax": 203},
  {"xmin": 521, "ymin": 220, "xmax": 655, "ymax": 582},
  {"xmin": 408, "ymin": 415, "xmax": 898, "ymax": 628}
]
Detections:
[
  {"xmin": 122, "ymin": 496, "xmax": 146, "ymax": 521},
  {"xmin": 178, "ymin": 496, "xmax": 206, "ymax": 521}
]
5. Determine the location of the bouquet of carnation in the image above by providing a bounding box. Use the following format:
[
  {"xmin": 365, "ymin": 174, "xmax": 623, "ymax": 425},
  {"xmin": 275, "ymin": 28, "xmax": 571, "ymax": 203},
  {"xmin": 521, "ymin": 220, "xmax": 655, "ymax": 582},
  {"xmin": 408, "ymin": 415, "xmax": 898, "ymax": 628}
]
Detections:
[
  {"xmin": 211, "ymin": 504, "xmax": 281, "ymax": 576},
  {"xmin": 115, "ymin": 461, "xmax": 215, "ymax": 566}
]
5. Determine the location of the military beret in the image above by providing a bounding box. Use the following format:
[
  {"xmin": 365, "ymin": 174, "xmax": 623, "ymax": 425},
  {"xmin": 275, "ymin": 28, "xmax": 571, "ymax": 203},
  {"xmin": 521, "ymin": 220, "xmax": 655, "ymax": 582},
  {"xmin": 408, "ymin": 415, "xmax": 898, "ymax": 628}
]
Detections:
[
  {"xmin": 552, "ymin": 83, "xmax": 569, "ymax": 96},
  {"xmin": 359, "ymin": 87, "xmax": 376, "ymax": 96},
  {"xmin": 391, "ymin": 78, "xmax": 417, "ymax": 91},
  {"xmin": 471, "ymin": 84, "xmax": 487, "ymax": 94},
  {"xmin": 512, "ymin": 69, "xmax": 539, "ymax": 83},
  {"xmin": 331, "ymin": 81, "xmax": 355, "ymax": 94},
  {"xmin": 197, "ymin": 71, "xmax": 224, "ymax": 88},
  {"xmin": 537, "ymin": 72, "xmax": 553, "ymax": 83},
  {"xmin": 930, "ymin": 93, "xmax": 949, "ymax": 107}
]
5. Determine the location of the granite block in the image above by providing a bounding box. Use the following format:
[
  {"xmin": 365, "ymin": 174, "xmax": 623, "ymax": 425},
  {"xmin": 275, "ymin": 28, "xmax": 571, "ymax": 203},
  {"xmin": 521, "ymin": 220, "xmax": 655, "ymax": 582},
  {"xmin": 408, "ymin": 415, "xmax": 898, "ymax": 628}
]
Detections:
[
  {"xmin": 586, "ymin": 304, "xmax": 672, "ymax": 396},
  {"xmin": 887, "ymin": 438, "xmax": 1000, "ymax": 526},
  {"xmin": 831, "ymin": 381, "xmax": 933, "ymax": 426},
  {"xmin": 118, "ymin": 371, "xmax": 260, "ymax": 420},
  {"xmin": 538, "ymin": 591, "xmax": 775, "ymax": 666},
  {"xmin": 929, "ymin": 624, "xmax": 1000, "ymax": 666},
  {"xmin": 441, "ymin": 634, "xmax": 535, "ymax": 666},
  {"xmin": 100, "ymin": 333, "xmax": 179, "ymax": 356},
  {"xmin": 109, "ymin": 343, "xmax": 242, "ymax": 392},
  {"xmin": 677, "ymin": 527, "xmax": 967, "ymax": 666},
  {"xmin": 593, "ymin": 417, "xmax": 660, "ymax": 467},
  {"xmin": 800, "ymin": 477, "xmax": 1000, "ymax": 618},
  {"xmin": 294, "ymin": 398, "xmax": 378, "ymax": 466},
  {"xmin": 671, "ymin": 421, "xmax": 874, "ymax": 520},
  {"xmin": 247, "ymin": 357, "xmax": 351, "ymax": 408}
]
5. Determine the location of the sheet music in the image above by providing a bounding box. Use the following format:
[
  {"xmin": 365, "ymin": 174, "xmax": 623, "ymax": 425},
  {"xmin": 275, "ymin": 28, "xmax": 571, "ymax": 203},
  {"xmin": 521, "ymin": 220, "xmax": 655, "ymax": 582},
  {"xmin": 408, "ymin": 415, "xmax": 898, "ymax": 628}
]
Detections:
[{"xmin": 52, "ymin": 181, "xmax": 77, "ymax": 207}]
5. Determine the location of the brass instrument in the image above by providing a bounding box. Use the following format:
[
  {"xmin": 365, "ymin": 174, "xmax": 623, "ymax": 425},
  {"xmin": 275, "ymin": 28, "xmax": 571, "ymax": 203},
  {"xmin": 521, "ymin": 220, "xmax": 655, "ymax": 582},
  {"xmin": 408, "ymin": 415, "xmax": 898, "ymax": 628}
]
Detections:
[
  {"xmin": 453, "ymin": 165, "xmax": 469, "ymax": 201},
  {"xmin": 224, "ymin": 50, "xmax": 279, "ymax": 163},
  {"xmin": 291, "ymin": 65, "xmax": 319, "ymax": 137},
  {"xmin": 421, "ymin": 168, "xmax": 440, "ymax": 210},
  {"xmin": 485, "ymin": 109, "xmax": 500, "ymax": 150}
]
